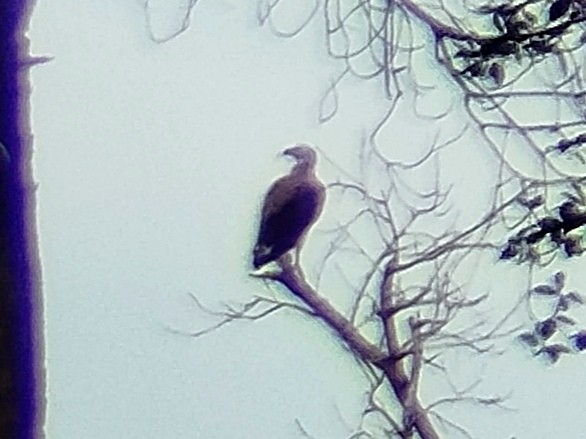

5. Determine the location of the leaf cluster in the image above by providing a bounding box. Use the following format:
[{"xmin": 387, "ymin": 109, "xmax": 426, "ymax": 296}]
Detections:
[
  {"xmin": 500, "ymin": 195, "xmax": 586, "ymax": 262},
  {"xmin": 517, "ymin": 271, "xmax": 586, "ymax": 363},
  {"xmin": 453, "ymin": 0, "xmax": 586, "ymax": 87}
]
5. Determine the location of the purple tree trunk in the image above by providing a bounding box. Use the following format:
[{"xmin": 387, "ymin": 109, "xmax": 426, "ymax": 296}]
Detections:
[{"xmin": 0, "ymin": 1, "xmax": 44, "ymax": 438}]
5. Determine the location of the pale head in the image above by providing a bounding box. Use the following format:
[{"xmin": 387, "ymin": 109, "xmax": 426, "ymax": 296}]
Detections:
[{"xmin": 282, "ymin": 144, "xmax": 317, "ymax": 168}]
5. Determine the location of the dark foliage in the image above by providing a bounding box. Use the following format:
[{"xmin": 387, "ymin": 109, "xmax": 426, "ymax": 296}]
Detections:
[
  {"xmin": 549, "ymin": 0, "xmax": 572, "ymax": 22},
  {"xmin": 570, "ymin": 331, "xmax": 586, "ymax": 351},
  {"xmin": 499, "ymin": 201, "xmax": 585, "ymax": 261},
  {"xmin": 518, "ymin": 273, "xmax": 586, "ymax": 363},
  {"xmin": 535, "ymin": 319, "xmax": 557, "ymax": 339}
]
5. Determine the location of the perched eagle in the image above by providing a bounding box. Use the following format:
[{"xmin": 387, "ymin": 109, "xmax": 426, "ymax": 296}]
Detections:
[{"xmin": 253, "ymin": 145, "xmax": 326, "ymax": 269}]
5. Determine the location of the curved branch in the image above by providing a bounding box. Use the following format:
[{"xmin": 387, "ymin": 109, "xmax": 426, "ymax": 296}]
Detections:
[{"xmin": 271, "ymin": 258, "xmax": 387, "ymax": 363}]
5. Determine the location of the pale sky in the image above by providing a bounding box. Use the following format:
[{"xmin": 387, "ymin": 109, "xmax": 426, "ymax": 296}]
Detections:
[{"xmin": 28, "ymin": 1, "xmax": 586, "ymax": 438}]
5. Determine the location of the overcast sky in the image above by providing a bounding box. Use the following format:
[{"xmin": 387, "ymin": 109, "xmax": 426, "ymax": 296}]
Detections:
[{"xmin": 28, "ymin": 1, "xmax": 586, "ymax": 438}]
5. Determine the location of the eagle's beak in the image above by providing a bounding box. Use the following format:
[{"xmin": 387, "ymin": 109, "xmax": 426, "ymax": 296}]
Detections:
[{"xmin": 281, "ymin": 148, "xmax": 293, "ymax": 158}]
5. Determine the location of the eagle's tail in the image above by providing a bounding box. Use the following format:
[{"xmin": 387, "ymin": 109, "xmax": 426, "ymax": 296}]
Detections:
[{"xmin": 253, "ymin": 245, "xmax": 276, "ymax": 268}]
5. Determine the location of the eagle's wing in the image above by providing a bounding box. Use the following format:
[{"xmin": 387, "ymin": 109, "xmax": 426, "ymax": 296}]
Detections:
[{"xmin": 253, "ymin": 178, "xmax": 324, "ymax": 268}]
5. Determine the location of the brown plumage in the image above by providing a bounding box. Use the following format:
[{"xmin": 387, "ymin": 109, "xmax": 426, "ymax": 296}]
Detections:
[{"xmin": 253, "ymin": 145, "xmax": 325, "ymax": 268}]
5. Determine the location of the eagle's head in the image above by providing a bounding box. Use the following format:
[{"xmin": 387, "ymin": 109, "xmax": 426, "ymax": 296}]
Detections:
[{"xmin": 282, "ymin": 144, "xmax": 317, "ymax": 166}]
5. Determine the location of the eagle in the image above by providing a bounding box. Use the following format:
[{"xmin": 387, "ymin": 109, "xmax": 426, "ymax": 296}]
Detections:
[{"xmin": 253, "ymin": 145, "xmax": 326, "ymax": 269}]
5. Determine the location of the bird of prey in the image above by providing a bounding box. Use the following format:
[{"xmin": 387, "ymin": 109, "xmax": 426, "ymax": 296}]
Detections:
[{"xmin": 253, "ymin": 145, "xmax": 325, "ymax": 269}]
